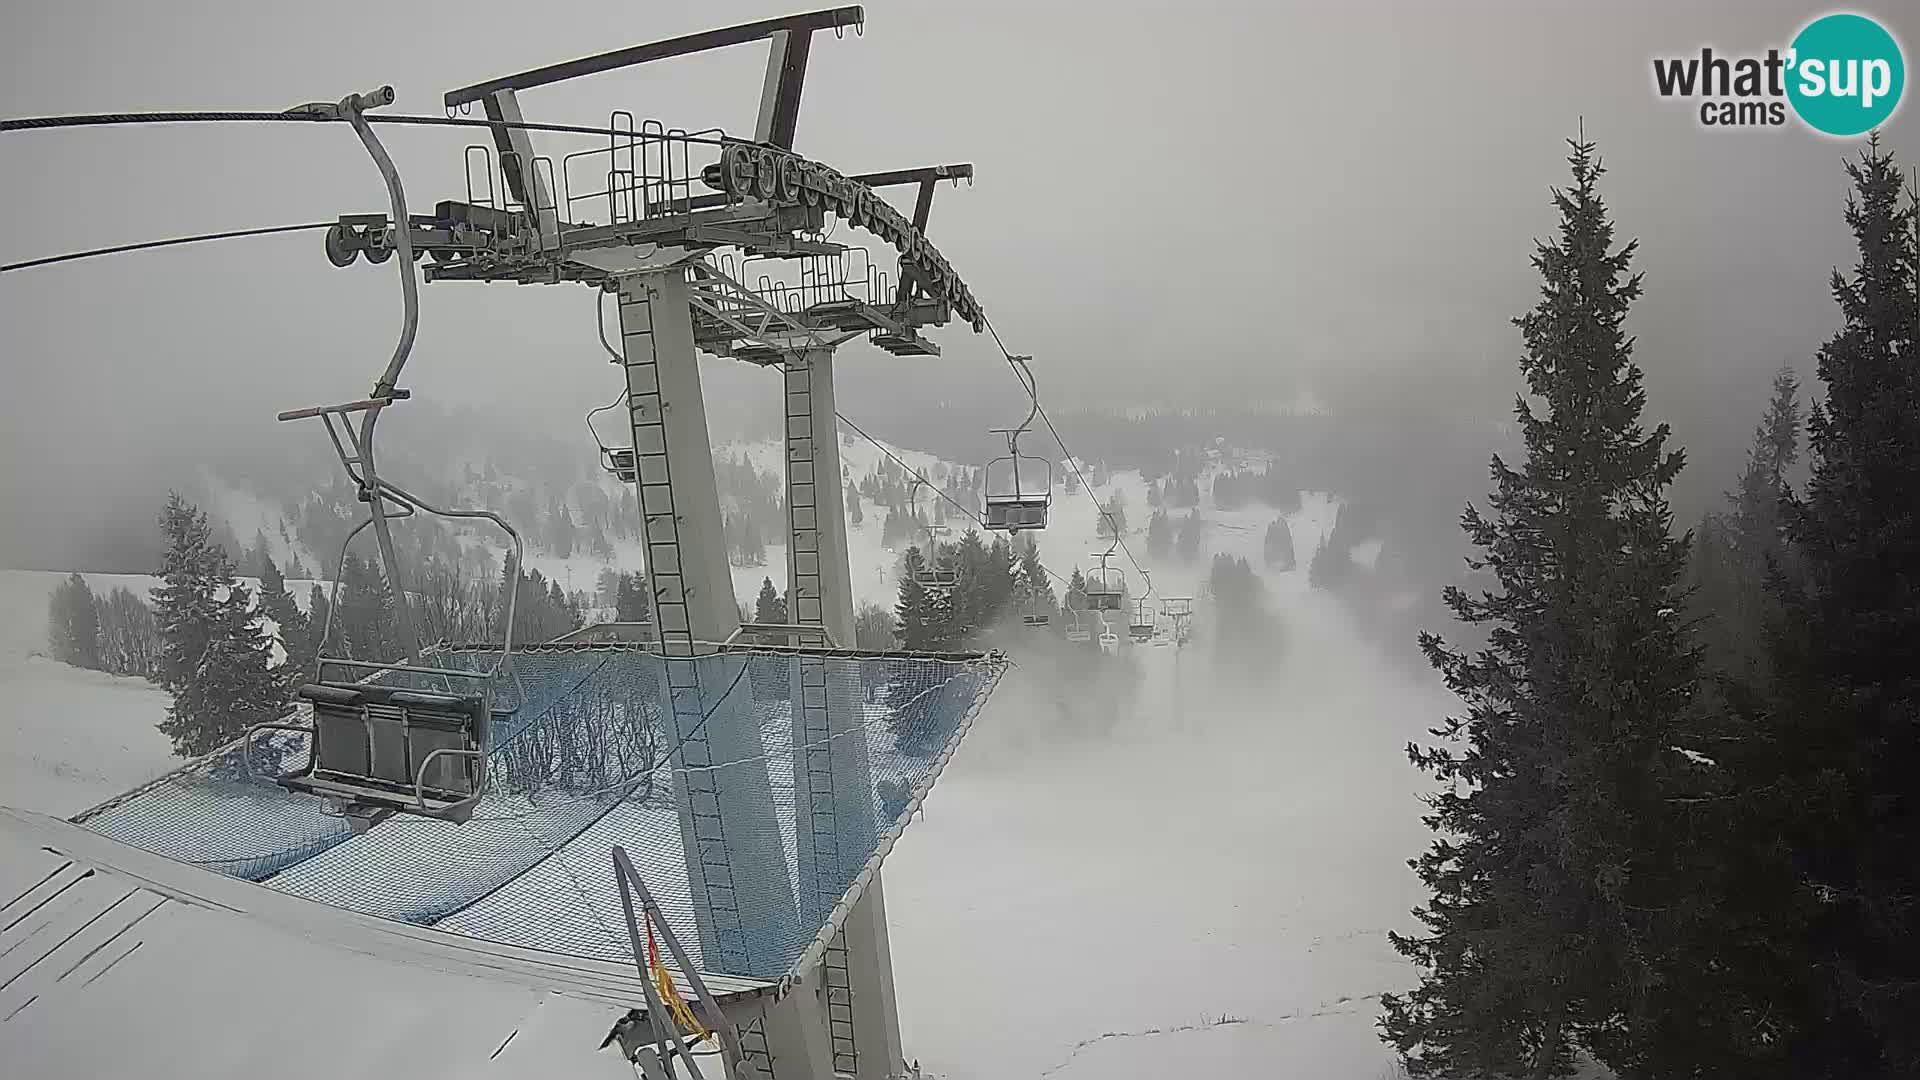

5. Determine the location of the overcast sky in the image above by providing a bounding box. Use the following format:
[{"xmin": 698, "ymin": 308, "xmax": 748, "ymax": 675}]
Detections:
[{"xmin": 2, "ymin": 0, "xmax": 1914, "ymax": 563}]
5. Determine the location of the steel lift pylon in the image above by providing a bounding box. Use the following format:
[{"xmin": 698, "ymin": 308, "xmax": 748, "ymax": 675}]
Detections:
[{"xmin": 305, "ymin": 9, "xmax": 986, "ymax": 1077}]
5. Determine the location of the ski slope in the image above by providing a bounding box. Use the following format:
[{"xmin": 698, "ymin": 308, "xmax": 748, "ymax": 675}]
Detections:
[{"xmin": 1, "ymin": 442, "xmax": 1440, "ymax": 1078}]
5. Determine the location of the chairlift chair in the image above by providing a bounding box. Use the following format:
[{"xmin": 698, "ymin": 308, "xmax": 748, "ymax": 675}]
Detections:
[
  {"xmin": 249, "ymin": 466, "xmax": 525, "ymax": 828},
  {"xmin": 908, "ymin": 478, "xmax": 957, "ymax": 591},
  {"xmin": 1084, "ymin": 551, "xmax": 1125, "ymax": 612},
  {"xmin": 602, "ymin": 446, "xmax": 639, "ymax": 484},
  {"xmin": 250, "ymin": 91, "xmax": 524, "ymax": 829},
  {"xmin": 1098, "ymin": 629, "xmax": 1120, "ymax": 654},
  {"xmin": 982, "ymin": 358, "xmax": 1052, "ymax": 532},
  {"xmin": 267, "ymin": 674, "xmax": 508, "ymax": 825},
  {"xmin": 983, "ymin": 452, "xmax": 1051, "ymax": 531},
  {"xmin": 1064, "ymin": 608, "xmax": 1092, "ymax": 644},
  {"xmin": 1128, "ymin": 599, "xmax": 1155, "ymax": 642},
  {"xmin": 917, "ymin": 559, "xmax": 959, "ymax": 590},
  {"xmin": 587, "ymin": 293, "xmax": 637, "ymax": 482}
]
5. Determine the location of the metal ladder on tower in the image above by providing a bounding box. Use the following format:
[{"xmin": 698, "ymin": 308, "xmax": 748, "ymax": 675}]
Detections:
[
  {"xmin": 620, "ymin": 277, "xmax": 751, "ymax": 977},
  {"xmin": 783, "ymin": 355, "xmax": 857, "ymax": 1076}
]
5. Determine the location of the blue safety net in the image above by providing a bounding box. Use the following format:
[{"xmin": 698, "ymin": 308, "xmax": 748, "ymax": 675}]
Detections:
[{"xmin": 72, "ymin": 644, "xmax": 1005, "ymax": 981}]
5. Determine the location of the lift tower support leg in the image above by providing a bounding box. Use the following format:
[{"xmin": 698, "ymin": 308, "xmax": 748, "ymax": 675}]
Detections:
[
  {"xmin": 616, "ymin": 268, "xmax": 799, "ymax": 981},
  {"xmin": 783, "ymin": 346, "xmax": 905, "ymax": 1080}
]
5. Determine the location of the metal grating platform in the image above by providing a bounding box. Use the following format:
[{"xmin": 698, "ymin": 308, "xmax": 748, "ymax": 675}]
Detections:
[{"xmin": 68, "ymin": 645, "xmax": 1004, "ymax": 984}]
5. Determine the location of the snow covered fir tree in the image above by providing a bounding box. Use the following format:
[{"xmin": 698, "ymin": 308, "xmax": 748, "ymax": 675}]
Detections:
[
  {"xmin": 1728, "ymin": 136, "xmax": 1920, "ymax": 1077},
  {"xmin": 1381, "ymin": 137, "xmax": 1708, "ymax": 1077},
  {"xmin": 150, "ymin": 494, "xmax": 290, "ymax": 756}
]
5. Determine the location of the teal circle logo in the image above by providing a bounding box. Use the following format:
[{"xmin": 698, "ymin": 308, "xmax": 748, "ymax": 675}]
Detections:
[{"xmin": 1787, "ymin": 13, "xmax": 1905, "ymax": 136}]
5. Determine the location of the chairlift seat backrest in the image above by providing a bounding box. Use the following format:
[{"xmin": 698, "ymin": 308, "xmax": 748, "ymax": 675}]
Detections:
[
  {"xmin": 603, "ymin": 447, "xmax": 638, "ymax": 484},
  {"xmin": 286, "ymin": 681, "xmax": 491, "ymax": 820},
  {"xmin": 983, "ymin": 497, "xmax": 1049, "ymax": 532}
]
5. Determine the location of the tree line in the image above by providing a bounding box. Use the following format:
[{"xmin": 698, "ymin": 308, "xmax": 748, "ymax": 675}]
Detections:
[{"xmin": 1382, "ymin": 134, "xmax": 1920, "ymax": 1078}]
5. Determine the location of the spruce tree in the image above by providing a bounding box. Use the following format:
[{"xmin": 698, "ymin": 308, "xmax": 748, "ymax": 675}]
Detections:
[
  {"xmin": 894, "ymin": 548, "xmax": 951, "ymax": 651},
  {"xmin": 338, "ymin": 554, "xmax": 400, "ymax": 661},
  {"xmin": 47, "ymin": 571, "xmax": 101, "ymax": 670},
  {"xmin": 1264, "ymin": 517, "xmax": 1296, "ymax": 570},
  {"xmin": 985, "ymin": 533, "xmax": 1017, "ymax": 627},
  {"xmin": 1382, "ymin": 138, "xmax": 1703, "ymax": 1078},
  {"xmin": 947, "ymin": 529, "xmax": 992, "ymax": 636},
  {"xmin": 1146, "ymin": 509, "xmax": 1173, "ymax": 558},
  {"xmin": 98, "ymin": 586, "xmax": 159, "ymax": 679},
  {"xmin": 1064, "ymin": 566, "xmax": 1089, "ymax": 640},
  {"xmin": 755, "ymin": 576, "xmax": 787, "ymax": 623},
  {"xmin": 152, "ymin": 494, "xmax": 288, "ymax": 756},
  {"xmin": 257, "ymin": 553, "xmax": 309, "ymax": 682},
  {"xmin": 1175, "ymin": 510, "xmax": 1203, "ymax": 561},
  {"xmin": 1690, "ymin": 365, "xmax": 1802, "ymax": 681},
  {"xmin": 259, "ymin": 530, "xmax": 280, "ymax": 577},
  {"xmin": 307, "ymin": 584, "xmax": 333, "ymax": 657},
  {"xmin": 1016, "ymin": 542, "xmax": 1058, "ymax": 624},
  {"xmin": 615, "ymin": 572, "xmax": 651, "ymax": 623},
  {"xmin": 1753, "ymin": 136, "xmax": 1920, "ymax": 1075}
]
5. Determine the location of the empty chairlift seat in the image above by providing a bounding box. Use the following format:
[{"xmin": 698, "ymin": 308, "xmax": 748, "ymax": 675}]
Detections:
[
  {"xmin": 276, "ymin": 681, "xmax": 497, "ymax": 823},
  {"xmin": 602, "ymin": 446, "xmax": 639, "ymax": 484},
  {"xmin": 984, "ymin": 492, "xmax": 1049, "ymax": 532},
  {"xmin": 1083, "ymin": 554, "xmax": 1125, "ymax": 611},
  {"xmin": 982, "ymin": 415, "xmax": 1053, "ymax": 533}
]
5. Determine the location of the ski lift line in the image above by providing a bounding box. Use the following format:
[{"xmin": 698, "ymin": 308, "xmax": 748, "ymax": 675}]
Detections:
[
  {"xmin": 982, "ymin": 316, "xmax": 1155, "ymax": 600},
  {"xmin": 0, "ymin": 220, "xmax": 338, "ymax": 274},
  {"xmin": 833, "ymin": 408, "xmax": 1074, "ymax": 591},
  {"xmin": 0, "ymin": 109, "xmax": 731, "ymax": 145}
]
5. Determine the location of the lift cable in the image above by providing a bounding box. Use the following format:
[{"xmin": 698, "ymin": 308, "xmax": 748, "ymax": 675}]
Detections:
[
  {"xmin": 0, "ymin": 147, "xmax": 1128, "ymax": 615},
  {"xmin": 0, "ymin": 220, "xmax": 339, "ymax": 275},
  {"xmin": 0, "ymin": 109, "xmax": 728, "ymax": 144},
  {"xmin": 834, "ymin": 409, "xmax": 1074, "ymax": 593},
  {"xmin": 983, "ymin": 316, "xmax": 1156, "ymax": 601}
]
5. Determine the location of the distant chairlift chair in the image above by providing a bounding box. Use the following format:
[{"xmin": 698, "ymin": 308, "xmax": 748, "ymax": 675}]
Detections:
[
  {"xmin": 1083, "ymin": 551, "xmax": 1125, "ymax": 612},
  {"xmin": 602, "ymin": 446, "xmax": 639, "ymax": 484},
  {"xmin": 590, "ymin": 294, "xmax": 639, "ymax": 484},
  {"xmin": 909, "ymin": 478, "xmax": 959, "ymax": 591},
  {"xmin": 1129, "ymin": 599, "xmax": 1155, "ymax": 643},
  {"xmin": 982, "ymin": 357, "xmax": 1052, "ymax": 532}
]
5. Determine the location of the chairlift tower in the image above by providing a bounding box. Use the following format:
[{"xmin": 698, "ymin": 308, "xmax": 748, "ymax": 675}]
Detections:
[{"xmin": 312, "ymin": 9, "xmax": 987, "ymax": 1077}]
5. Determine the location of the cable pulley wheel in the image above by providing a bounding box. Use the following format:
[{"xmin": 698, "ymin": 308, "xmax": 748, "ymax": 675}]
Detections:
[
  {"xmin": 323, "ymin": 223, "xmax": 357, "ymax": 267},
  {"xmin": 364, "ymin": 239, "xmax": 393, "ymax": 264}
]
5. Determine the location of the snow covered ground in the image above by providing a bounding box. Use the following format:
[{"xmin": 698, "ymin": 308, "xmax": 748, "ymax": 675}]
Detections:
[
  {"xmin": 1, "ymin": 439, "xmax": 1443, "ymax": 1077},
  {"xmin": 0, "ymin": 570, "xmax": 176, "ymax": 817}
]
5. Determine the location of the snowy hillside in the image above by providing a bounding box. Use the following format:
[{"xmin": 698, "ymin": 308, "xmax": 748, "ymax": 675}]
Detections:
[
  {"xmin": 0, "ymin": 571, "xmax": 176, "ymax": 817},
  {"xmin": 1, "ymin": 435, "xmax": 1440, "ymax": 1078}
]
